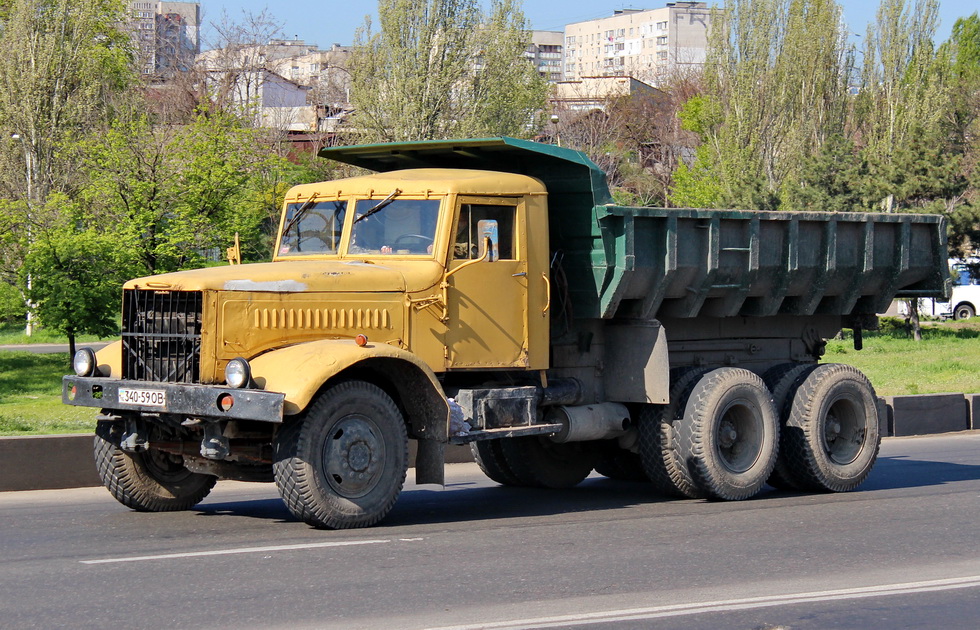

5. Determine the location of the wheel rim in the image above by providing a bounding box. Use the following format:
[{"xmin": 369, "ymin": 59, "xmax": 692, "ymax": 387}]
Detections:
[
  {"xmin": 142, "ymin": 449, "xmax": 194, "ymax": 483},
  {"xmin": 321, "ymin": 414, "xmax": 387, "ymax": 499},
  {"xmin": 822, "ymin": 396, "xmax": 864, "ymax": 465},
  {"xmin": 714, "ymin": 399, "xmax": 763, "ymax": 473}
]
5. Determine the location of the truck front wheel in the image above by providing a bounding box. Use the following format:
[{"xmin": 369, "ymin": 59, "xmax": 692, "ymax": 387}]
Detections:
[
  {"xmin": 954, "ymin": 303, "xmax": 975, "ymax": 320},
  {"xmin": 94, "ymin": 430, "xmax": 216, "ymax": 512},
  {"xmin": 677, "ymin": 368, "xmax": 779, "ymax": 501},
  {"xmin": 273, "ymin": 380, "xmax": 408, "ymax": 529},
  {"xmin": 782, "ymin": 364, "xmax": 880, "ymax": 492}
]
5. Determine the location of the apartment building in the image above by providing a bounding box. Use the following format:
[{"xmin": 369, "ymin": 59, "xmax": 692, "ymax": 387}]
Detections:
[
  {"xmin": 128, "ymin": 2, "xmax": 201, "ymax": 77},
  {"xmin": 527, "ymin": 31, "xmax": 564, "ymax": 82},
  {"xmin": 563, "ymin": 2, "xmax": 710, "ymax": 84}
]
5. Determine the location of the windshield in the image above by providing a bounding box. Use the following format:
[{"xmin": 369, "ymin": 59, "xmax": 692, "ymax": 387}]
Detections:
[
  {"xmin": 278, "ymin": 200, "xmax": 347, "ymax": 256},
  {"xmin": 349, "ymin": 198, "xmax": 441, "ymax": 255}
]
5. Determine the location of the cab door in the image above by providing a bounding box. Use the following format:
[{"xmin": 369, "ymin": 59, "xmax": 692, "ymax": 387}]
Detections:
[{"xmin": 444, "ymin": 196, "xmax": 528, "ymax": 368}]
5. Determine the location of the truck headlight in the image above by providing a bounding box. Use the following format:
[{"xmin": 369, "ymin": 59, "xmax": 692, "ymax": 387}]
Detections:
[
  {"xmin": 72, "ymin": 348, "xmax": 98, "ymax": 377},
  {"xmin": 225, "ymin": 357, "xmax": 252, "ymax": 388}
]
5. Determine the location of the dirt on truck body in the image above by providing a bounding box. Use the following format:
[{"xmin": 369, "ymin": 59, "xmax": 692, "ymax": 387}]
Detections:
[{"xmin": 63, "ymin": 137, "xmax": 949, "ymax": 528}]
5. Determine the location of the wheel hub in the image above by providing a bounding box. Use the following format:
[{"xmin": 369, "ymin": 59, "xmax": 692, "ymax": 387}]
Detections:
[
  {"xmin": 348, "ymin": 442, "xmax": 371, "ymax": 472},
  {"xmin": 715, "ymin": 402, "xmax": 763, "ymax": 474},
  {"xmin": 719, "ymin": 422, "xmax": 738, "ymax": 448},
  {"xmin": 322, "ymin": 415, "xmax": 386, "ymax": 498}
]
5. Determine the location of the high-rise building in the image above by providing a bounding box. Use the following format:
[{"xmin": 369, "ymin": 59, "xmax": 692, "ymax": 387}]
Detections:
[
  {"xmin": 128, "ymin": 2, "xmax": 201, "ymax": 77},
  {"xmin": 527, "ymin": 31, "xmax": 564, "ymax": 82},
  {"xmin": 563, "ymin": 2, "xmax": 710, "ymax": 85}
]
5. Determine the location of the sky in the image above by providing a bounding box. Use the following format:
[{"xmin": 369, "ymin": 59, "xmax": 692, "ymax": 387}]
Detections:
[{"xmin": 200, "ymin": 1, "xmax": 974, "ymax": 51}]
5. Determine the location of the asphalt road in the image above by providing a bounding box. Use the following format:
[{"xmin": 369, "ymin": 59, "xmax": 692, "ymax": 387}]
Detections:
[{"xmin": 1, "ymin": 433, "xmax": 979, "ymax": 630}]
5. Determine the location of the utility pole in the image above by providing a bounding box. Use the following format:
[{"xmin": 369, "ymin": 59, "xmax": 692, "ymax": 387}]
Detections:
[{"xmin": 11, "ymin": 132, "xmax": 35, "ymax": 337}]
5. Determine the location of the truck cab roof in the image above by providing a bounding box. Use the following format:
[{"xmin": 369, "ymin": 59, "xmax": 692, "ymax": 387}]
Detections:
[
  {"xmin": 285, "ymin": 168, "xmax": 547, "ymax": 201},
  {"xmin": 318, "ymin": 136, "xmax": 612, "ymax": 208}
]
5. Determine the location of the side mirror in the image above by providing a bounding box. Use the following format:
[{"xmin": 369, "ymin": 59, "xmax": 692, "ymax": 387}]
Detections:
[{"xmin": 477, "ymin": 219, "xmax": 498, "ymax": 262}]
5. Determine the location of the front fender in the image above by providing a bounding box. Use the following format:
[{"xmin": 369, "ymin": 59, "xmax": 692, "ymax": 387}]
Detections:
[
  {"xmin": 249, "ymin": 339, "xmax": 449, "ymax": 439},
  {"xmin": 93, "ymin": 340, "xmax": 123, "ymax": 378}
]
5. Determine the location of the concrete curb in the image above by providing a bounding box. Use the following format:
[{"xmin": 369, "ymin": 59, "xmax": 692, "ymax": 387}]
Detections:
[{"xmin": 1, "ymin": 393, "xmax": 975, "ymax": 492}]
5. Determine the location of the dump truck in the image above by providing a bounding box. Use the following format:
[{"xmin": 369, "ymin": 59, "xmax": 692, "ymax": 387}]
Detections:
[{"xmin": 63, "ymin": 138, "xmax": 950, "ymax": 529}]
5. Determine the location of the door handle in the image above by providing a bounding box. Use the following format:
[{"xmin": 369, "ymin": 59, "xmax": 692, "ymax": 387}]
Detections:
[{"xmin": 542, "ymin": 273, "xmax": 551, "ymax": 316}]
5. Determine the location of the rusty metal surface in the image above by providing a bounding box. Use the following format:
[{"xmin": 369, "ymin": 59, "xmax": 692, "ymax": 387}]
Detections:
[{"xmin": 63, "ymin": 376, "xmax": 285, "ymax": 423}]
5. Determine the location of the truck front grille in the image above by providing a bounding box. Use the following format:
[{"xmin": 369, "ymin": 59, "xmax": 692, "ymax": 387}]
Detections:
[{"xmin": 122, "ymin": 290, "xmax": 203, "ymax": 383}]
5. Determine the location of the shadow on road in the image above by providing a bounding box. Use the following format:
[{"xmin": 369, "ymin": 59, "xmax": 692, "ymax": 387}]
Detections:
[
  {"xmin": 187, "ymin": 456, "xmax": 980, "ymax": 528},
  {"xmin": 190, "ymin": 476, "xmax": 679, "ymax": 527},
  {"xmin": 861, "ymin": 455, "xmax": 980, "ymax": 491}
]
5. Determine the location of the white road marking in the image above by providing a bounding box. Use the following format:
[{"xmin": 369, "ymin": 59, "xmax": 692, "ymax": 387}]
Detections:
[
  {"xmin": 426, "ymin": 575, "xmax": 980, "ymax": 630},
  {"xmin": 80, "ymin": 539, "xmax": 393, "ymax": 565}
]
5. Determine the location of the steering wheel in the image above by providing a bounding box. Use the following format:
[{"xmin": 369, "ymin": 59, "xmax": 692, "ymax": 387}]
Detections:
[{"xmin": 393, "ymin": 234, "xmax": 434, "ymax": 253}]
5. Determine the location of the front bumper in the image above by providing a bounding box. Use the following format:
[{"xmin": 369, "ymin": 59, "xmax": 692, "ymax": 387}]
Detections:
[{"xmin": 63, "ymin": 376, "xmax": 285, "ymax": 422}]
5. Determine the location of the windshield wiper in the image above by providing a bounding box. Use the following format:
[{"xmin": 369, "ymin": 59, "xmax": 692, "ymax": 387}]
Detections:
[
  {"xmin": 281, "ymin": 193, "xmax": 320, "ymax": 237},
  {"xmin": 353, "ymin": 189, "xmax": 401, "ymax": 224}
]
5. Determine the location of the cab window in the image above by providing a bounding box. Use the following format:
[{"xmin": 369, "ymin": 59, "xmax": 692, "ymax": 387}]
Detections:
[
  {"xmin": 349, "ymin": 199, "xmax": 440, "ymax": 255},
  {"xmin": 454, "ymin": 204, "xmax": 516, "ymax": 260},
  {"xmin": 278, "ymin": 200, "xmax": 347, "ymax": 256}
]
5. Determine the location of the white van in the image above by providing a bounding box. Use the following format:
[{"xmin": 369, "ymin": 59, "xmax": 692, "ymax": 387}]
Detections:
[{"xmin": 919, "ymin": 260, "xmax": 980, "ymax": 320}]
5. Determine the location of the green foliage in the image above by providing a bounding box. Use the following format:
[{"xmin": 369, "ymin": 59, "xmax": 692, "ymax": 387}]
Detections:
[
  {"xmin": 349, "ymin": 0, "xmax": 546, "ymax": 141},
  {"xmin": 76, "ymin": 110, "xmax": 289, "ymax": 274},
  {"xmin": 0, "ymin": 281, "xmax": 25, "ymax": 323},
  {"xmin": 782, "ymin": 135, "xmax": 869, "ymax": 212},
  {"xmin": 0, "ymin": 0, "xmax": 135, "ymax": 202},
  {"xmin": 672, "ymin": 0, "xmax": 854, "ymax": 210},
  {"xmin": 857, "ymin": 0, "xmax": 951, "ymax": 159},
  {"xmin": 948, "ymin": 12, "xmax": 980, "ymax": 85},
  {"xmin": 670, "ymin": 146, "xmax": 724, "ymax": 208},
  {"xmin": 23, "ymin": 195, "xmax": 131, "ymax": 346}
]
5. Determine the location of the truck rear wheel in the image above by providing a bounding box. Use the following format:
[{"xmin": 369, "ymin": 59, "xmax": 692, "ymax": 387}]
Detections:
[
  {"xmin": 782, "ymin": 364, "xmax": 880, "ymax": 492},
  {"xmin": 638, "ymin": 367, "xmax": 711, "ymax": 499},
  {"xmin": 762, "ymin": 363, "xmax": 817, "ymax": 490},
  {"xmin": 94, "ymin": 431, "xmax": 216, "ymax": 512},
  {"xmin": 498, "ymin": 436, "xmax": 597, "ymax": 488},
  {"xmin": 273, "ymin": 380, "xmax": 408, "ymax": 529},
  {"xmin": 471, "ymin": 440, "xmax": 522, "ymax": 486},
  {"xmin": 677, "ymin": 368, "xmax": 778, "ymax": 501}
]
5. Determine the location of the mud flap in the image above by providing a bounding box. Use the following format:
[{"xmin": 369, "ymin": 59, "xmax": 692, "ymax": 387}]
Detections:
[{"xmin": 415, "ymin": 438, "xmax": 445, "ymax": 486}]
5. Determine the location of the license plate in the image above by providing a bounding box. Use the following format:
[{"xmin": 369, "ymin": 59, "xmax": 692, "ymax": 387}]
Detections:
[{"xmin": 118, "ymin": 387, "xmax": 167, "ymax": 408}]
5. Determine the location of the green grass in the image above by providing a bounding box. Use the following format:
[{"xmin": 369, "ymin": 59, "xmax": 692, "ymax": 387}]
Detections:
[
  {"xmin": 825, "ymin": 320, "xmax": 980, "ymax": 396},
  {"xmin": 1, "ymin": 319, "xmax": 978, "ymax": 436},
  {"xmin": 0, "ymin": 351, "xmax": 97, "ymax": 436},
  {"xmin": 0, "ymin": 321, "xmax": 116, "ymax": 346}
]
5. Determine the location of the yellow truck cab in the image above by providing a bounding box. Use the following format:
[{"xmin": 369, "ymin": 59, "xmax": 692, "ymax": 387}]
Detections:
[{"xmin": 64, "ymin": 137, "xmax": 949, "ymax": 529}]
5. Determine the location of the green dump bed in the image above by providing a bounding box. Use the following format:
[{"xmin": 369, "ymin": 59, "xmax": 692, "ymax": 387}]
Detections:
[
  {"xmin": 587, "ymin": 206, "xmax": 948, "ymax": 320},
  {"xmin": 321, "ymin": 137, "xmax": 950, "ymax": 321}
]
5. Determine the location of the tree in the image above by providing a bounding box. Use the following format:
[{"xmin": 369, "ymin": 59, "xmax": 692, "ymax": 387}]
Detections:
[
  {"xmin": 671, "ymin": 0, "xmax": 856, "ymax": 210},
  {"xmin": 0, "ymin": 0, "xmax": 133, "ymax": 336},
  {"xmin": 75, "ymin": 109, "xmax": 287, "ymax": 274},
  {"xmin": 23, "ymin": 196, "xmax": 134, "ymax": 355},
  {"xmin": 348, "ymin": 0, "xmax": 547, "ymax": 141},
  {"xmin": 942, "ymin": 13, "xmax": 980, "ymax": 258},
  {"xmin": 781, "ymin": 134, "xmax": 869, "ymax": 213},
  {"xmin": 196, "ymin": 9, "xmax": 287, "ymax": 123},
  {"xmin": 857, "ymin": 0, "xmax": 951, "ymax": 163},
  {"xmin": 0, "ymin": 0, "xmax": 132, "ymax": 204}
]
